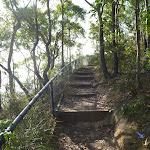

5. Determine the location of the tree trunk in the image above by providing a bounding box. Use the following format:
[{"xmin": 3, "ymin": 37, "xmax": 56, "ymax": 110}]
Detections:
[
  {"xmin": 61, "ymin": 0, "xmax": 65, "ymax": 68},
  {"xmin": 112, "ymin": 0, "xmax": 118, "ymax": 75},
  {"xmin": 145, "ymin": 0, "xmax": 150, "ymax": 49},
  {"xmin": 32, "ymin": 0, "xmax": 43, "ymax": 88},
  {"xmin": 135, "ymin": 0, "xmax": 141, "ymax": 88},
  {"xmin": 98, "ymin": 10, "xmax": 109, "ymax": 79},
  {"xmin": 0, "ymin": 70, "xmax": 1, "ymax": 110},
  {"xmin": 84, "ymin": 0, "xmax": 108, "ymax": 79},
  {"xmin": 69, "ymin": 28, "xmax": 71, "ymax": 63},
  {"xmin": 32, "ymin": 44, "xmax": 43, "ymax": 87},
  {"xmin": 43, "ymin": 44, "xmax": 51, "ymax": 85},
  {"xmin": 43, "ymin": 0, "xmax": 52, "ymax": 85},
  {"xmin": 8, "ymin": 21, "xmax": 21, "ymax": 100}
]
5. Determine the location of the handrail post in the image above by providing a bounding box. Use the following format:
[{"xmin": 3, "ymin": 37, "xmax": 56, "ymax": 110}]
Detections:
[{"xmin": 50, "ymin": 82, "xmax": 55, "ymax": 117}]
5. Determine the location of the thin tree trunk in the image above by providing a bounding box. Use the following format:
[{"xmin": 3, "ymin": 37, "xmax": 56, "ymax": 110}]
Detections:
[
  {"xmin": 145, "ymin": 0, "xmax": 150, "ymax": 49},
  {"xmin": 135, "ymin": 0, "xmax": 141, "ymax": 88},
  {"xmin": 8, "ymin": 21, "xmax": 21, "ymax": 100},
  {"xmin": 112, "ymin": 0, "xmax": 118, "ymax": 75},
  {"xmin": 61, "ymin": 0, "xmax": 65, "ymax": 68},
  {"xmin": 85, "ymin": 0, "xmax": 108, "ymax": 79},
  {"xmin": 43, "ymin": 0, "xmax": 52, "ymax": 85},
  {"xmin": 43, "ymin": 44, "xmax": 51, "ymax": 85},
  {"xmin": 32, "ymin": 0, "xmax": 43, "ymax": 88},
  {"xmin": 98, "ymin": 10, "xmax": 109, "ymax": 79},
  {"xmin": 69, "ymin": 28, "xmax": 71, "ymax": 63},
  {"xmin": 0, "ymin": 70, "xmax": 1, "ymax": 110},
  {"xmin": 0, "ymin": 64, "xmax": 29, "ymax": 96},
  {"xmin": 7, "ymin": 1, "xmax": 21, "ymax": 99},
  {"xmin": 13, "ymin": 0, "xmax": 52, "ymax": 86},
  {"xmin": 32, "ymin": 43, "xmax": 43, "ymax": 86}
]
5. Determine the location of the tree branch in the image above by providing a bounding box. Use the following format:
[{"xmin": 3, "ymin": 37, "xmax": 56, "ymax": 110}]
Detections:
[
  {"xmin": 101, "ymin": 3, "xmax": 106, "ymax": 14},
  {"xmin": 47, "ymin": 0, "xmax": 52, "ymax": 45},
  {"xmin": 0, "ymin": 64, "xmax": 29, "ymax": 97},
  {"xmin": 84, "ymin": 0, "xmax": 94, "ymax": 7},
  {"xmin": 13, "ymin": 3, "xmax": 47, "ymax": 44}
]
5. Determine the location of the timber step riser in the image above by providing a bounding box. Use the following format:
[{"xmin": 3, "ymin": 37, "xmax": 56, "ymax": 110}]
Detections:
[
  {"xmin": 74, "ymin": 76, "xmax": 94, "ymax": 80},
  {"xmin": 74, "ymin": 70, "xmax": 93, "ymax": 75},
  {"xmin": 55, "ymin": 111, "xmax": 112, "ymax": 122},
  {"xmin": 74, "ymin": 72, "xmax": 94, "ymax": 76},
  {"xmin": 69, "ymin": 84, "xmax": 92, "ymax": 88},
  {"xmin": 74, "ymin": 70, "xmax": 94, "ymax": 73},
  {"xmin": 69, "ymin": 93, "xmax": 96, "ymax": 97}
]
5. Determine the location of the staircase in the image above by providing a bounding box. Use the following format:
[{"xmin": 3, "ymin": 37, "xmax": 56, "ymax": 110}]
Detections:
[
  {"xmin": 55, "ymin": 65, "xmax": 113, "ymax": 122},
  {"xmin": 54, "ymin": 65, "xmax": 119, "ymax": 149}
]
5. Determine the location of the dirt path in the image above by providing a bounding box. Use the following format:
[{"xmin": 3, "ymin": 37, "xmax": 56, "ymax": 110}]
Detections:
[
  {"xmin": 59, "ymin": 66, "xmax": 114, "ymax": 112},
  {"xmin": 55, "ymin": 66, "xmax": 120, "ymax": 149},
  {"xmin": 57, "ymin": 119, "xmax": 119, "ymax": 150},
  {"xmin": 54, "ymin": 66, "xmax": 150, "ymax": 150}
]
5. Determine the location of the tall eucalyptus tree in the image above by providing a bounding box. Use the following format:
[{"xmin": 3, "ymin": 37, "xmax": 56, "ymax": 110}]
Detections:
[
  {"xmin": 60, "ymin": 0, "xmax": 65, "ymax": 68},
  {"xmin": 135, "ymin": 0, "xmax": 141, "ymax": 88},
  {"xmin": 145, "ymin": 0, "xmax": 150, "ymax": 49},
  {"xmin": 112, "ymin": 0, "xmax": 119, "ymax": 75},
  {"xmin": 85, "ymin": 0, "xmax": 109, "ymax": 79}
]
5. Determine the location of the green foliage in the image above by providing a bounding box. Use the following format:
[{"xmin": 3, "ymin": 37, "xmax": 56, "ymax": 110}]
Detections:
[
  {"xmin": 89, "ymin": 53, "xmax": 100, "ymax": 66},
  {"xmin": 113, "ymin": 72, "xmax": 137, "ymax": 95},
  {"xmin": 142, "ymin": 50, "xmax": 150, "ymax": 70},
  {"xmin": 0, "ymin": 119, "xmax": 12, "ymax": 133},
  {"xmin": 1, "ymin": 93, "xmax": 58, "ymax": 149},
  {"xmin": 118, "ymin": 103, "xmax": 142, "ymax": 115},
  {"xmin": 93, "ymin": 0, "xmax": 103, "ymax": 11},
  {"xmin": 0, "ymin": 118, "xmax": 18, "ymax": 149}
]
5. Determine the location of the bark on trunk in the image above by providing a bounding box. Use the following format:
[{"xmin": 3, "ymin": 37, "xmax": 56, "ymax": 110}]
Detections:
[
  {"xmin": 135, "ymin": 0, "xmax": 141, "ymax": 88},
  {"xmin": 112, "ymin": 1, "xmax": 118, "ymax": 75},
  {"xmin": 8, "ymin": 21, "xmax": 21, "ymax": 100},
  {"xmin": 61, "ymin": 0, "xmax": 65, "ymax": 68},
  {"xmin": 43, "ymin": 44, "xmax": 51, "ymax": 85},
  {"xmin": 32, "ymin": 43, "xmax": 43, "ymax": 86},
  {"xmin": 32, "ymin": 0, "xmax": 43, "ymax": 88},
  {"xmin": 0, "ymin": 70, "xmax": 1, "ymax": 110},
  {"xmin": 43, "ymin": 0, "xmax": 52, "ymax": 85},
  {"xmin": 84, "ymin": 0, "xmax": 109, "ymax": 79},
  {"xmin": 145, "ymin": 0, "xmax": 150, "ymax": 49},
  {"xmin": 98, "ymin": 10, "xmax": 109, "ymax": 79},
  {"xmin": 13, "ymin": 0, "xmax": 52, "ymax": 86}
]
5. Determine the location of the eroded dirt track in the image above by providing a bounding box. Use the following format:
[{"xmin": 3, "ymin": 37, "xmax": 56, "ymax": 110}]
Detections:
[{"xmin": 58, "ymin": 120, "xmax": 119, "ymax": 150}]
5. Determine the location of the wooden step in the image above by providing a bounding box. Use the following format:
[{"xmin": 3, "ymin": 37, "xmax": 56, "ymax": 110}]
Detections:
[
  {"xmin": 70, "ymin": 92, "xmax": 96, "ymax": 97},
  {"xmin": 74, "ymin": 71, "xmax": 93, "ymax": 75},
  {"xmin": 73, "ymin": 75, "xmax": 94, "ymax": 80},
  {"xmin": 77, "ymin": 69, "xmax": 93, "ymax": 72},
  {"xmin": 55, "ymin": 110, "xmax": 113, "ymax": 122},
  {"xmin": 69, "ymin": 83, "xmax": 92, "ymax": 88},
  {"xmin": 87, "ymin": 64, "xmax": 94, "ymax": 66}
]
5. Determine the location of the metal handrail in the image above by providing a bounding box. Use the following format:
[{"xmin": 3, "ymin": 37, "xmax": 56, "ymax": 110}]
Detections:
[{"xmin": 0, "ymin": 55, "xmax": 91, "ymax": 146}]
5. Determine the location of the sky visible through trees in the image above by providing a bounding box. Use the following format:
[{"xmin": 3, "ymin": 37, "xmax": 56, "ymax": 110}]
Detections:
[
  {"xmin": 0, "ymin": 0, "xmax": 95, "ymax": 94},
  {"xmin": 0, "ymin": 0, "xmax": 150, "ymax": 107},
  {"xmin": 1, "ymin": 0, "xmax": 150, "ymax": 149}
]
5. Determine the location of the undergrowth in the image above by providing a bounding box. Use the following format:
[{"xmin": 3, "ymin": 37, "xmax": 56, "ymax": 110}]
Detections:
[{"xmin": 0, "ymin": 93, "xmax": 58, "ymax": 150}]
